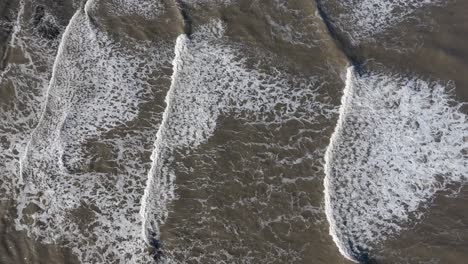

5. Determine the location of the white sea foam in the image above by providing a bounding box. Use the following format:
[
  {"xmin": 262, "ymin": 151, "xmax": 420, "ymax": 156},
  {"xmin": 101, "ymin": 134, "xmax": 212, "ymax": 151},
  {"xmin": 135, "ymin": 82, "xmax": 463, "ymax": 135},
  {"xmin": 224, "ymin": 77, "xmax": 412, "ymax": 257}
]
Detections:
[
  {"xmin": 140, "ymin": 20, "xmax": 332, "ymax": 248},
  {"xmin": 16, "ymin": 3, "xmax": 172, "ymax": 263},
  {"xmin": 324, "ymin": 67, "xmax": 468, "ymax": 261},
  {"xmin": 322, "ymin": 0, "xmax": 442, "ymax": 44},
  {"xmin": 185, "ymin": 0, "xmax": 234, "ymax": 4},
  {"xmin": 107, "ymin": 0, "xmax": 165, "ymax": 18}
]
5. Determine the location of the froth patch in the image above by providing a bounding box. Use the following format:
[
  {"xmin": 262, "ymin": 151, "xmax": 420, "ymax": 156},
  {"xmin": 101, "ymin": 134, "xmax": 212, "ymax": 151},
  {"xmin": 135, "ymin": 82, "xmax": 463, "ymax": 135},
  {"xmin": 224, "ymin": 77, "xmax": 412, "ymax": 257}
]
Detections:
[
  {"xmin": 324, "ymin": 67, "xmax": 468, "ymax": 262},
  {"xmin": 107, "ymin": 0, "xmax": 166, "ymax": 19},
  {"xmin": 321, "ymin": 0, "xmax": 442, "ymax": 44},
  {"xmin": 183, "ymin": 0, "xmax": 235, "ymax": 4}
]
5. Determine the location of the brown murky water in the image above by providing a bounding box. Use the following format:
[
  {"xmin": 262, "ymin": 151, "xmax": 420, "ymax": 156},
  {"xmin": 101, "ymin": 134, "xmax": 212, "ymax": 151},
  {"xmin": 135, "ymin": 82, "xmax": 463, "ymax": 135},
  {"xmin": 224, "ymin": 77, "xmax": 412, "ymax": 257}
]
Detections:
[{"xmin": 0, "ymin": 0, "xmax": 467, "ymax": 263}]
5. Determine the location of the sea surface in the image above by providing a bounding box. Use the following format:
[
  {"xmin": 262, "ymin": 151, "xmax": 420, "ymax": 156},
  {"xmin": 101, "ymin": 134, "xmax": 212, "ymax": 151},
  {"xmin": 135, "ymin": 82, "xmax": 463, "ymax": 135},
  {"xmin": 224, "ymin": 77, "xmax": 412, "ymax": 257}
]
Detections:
[{"xmin": 0, "ymin": 0, "xmax": 467, "ymax": 263}]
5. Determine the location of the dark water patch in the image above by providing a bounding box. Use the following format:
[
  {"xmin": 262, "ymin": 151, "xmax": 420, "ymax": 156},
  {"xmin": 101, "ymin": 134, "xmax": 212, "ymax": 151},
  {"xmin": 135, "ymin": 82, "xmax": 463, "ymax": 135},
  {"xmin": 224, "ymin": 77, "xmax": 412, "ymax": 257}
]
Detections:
[
  {"xmin": 33, "ymin": 10, "xmax": 61, "ymax": 40},
  {"xmin": 314, "ymin": 0, "xmax": 362, "ymax": 68},
  {"xmin": 148, "ymin": 232, "xmax": 164, "ymax": 262},
  {"xmin": 176, "ymin": 0, "xmax": 193, "ymax": 35}
]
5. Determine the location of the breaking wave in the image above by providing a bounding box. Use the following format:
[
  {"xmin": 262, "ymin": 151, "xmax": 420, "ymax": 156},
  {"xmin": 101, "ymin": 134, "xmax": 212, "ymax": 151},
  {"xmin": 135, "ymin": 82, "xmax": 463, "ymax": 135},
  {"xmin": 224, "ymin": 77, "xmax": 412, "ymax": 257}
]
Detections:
[{"xmin": 140, "ymin": 20, "xmax": 335, "ymax": 259}]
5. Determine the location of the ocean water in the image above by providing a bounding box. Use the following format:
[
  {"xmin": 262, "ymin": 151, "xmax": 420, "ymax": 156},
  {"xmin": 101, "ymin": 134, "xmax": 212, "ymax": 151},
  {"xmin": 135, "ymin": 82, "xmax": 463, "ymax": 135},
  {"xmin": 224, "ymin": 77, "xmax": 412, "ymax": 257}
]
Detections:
[{"xmin": 0, "ymin": 0, "xmax": 467, "ymax": 264}]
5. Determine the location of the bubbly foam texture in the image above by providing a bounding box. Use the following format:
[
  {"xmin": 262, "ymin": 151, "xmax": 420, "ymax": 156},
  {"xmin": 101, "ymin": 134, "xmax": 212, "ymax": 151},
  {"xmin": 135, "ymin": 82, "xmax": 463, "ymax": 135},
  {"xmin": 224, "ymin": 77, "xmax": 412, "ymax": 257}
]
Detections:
[
  {"xmin": 180, "ymin": 0, "xmax": 235, "ymax": 7},
  {"xmin": 265, "ymin": 1, "xmax": 323, "ymax": 49},
  {"xmin": 324, "ymin": 67, "xmax": 468, "ymax": 261},
  {"xmin": 323, "ymin": 0, "xmax": 442, "ymax": 44},
  {"xmin": 140, "ymin": 20, "xmax": 333, "ymax": 248},
  {"xmin": 108, "ymin": 0, "xmax": 165, "ymax": 18},
  {"xmin": 0, "ymin": 2, "xmax": 64, "ymax": 199},
  {"xmin": 186, "ymin": 0, "xmax": 234, "ymax": 4},
  {"xmin": 16, "ymin": 7, "xmax": 171, "ymax": 263}
]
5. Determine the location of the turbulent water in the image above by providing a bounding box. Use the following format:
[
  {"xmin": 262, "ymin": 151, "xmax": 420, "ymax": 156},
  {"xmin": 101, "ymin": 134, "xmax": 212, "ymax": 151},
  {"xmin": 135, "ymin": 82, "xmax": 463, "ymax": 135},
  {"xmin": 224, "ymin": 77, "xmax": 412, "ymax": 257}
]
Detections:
[
  {"xmin": 0, "ymin": 0, "xmax": 467, "ymax": 263},
  {"xmin": 140, "ymin": 19, "xmax": 340, "ymax": 262},
  {"xmin": 141, "ymin": 19, "xmax": 329, "ymax": 239}
]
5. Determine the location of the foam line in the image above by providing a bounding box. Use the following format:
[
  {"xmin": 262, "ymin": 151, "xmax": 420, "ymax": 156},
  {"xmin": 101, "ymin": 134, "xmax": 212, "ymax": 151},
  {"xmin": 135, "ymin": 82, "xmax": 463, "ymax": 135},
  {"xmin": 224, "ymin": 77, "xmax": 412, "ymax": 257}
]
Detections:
[
  {"xmin": 324, "ymin": 66, "xmax": 358, "ymax": 262},
  {"xmin": 140, "ymin": 34, "xmax": 189, "ymax": 245}
]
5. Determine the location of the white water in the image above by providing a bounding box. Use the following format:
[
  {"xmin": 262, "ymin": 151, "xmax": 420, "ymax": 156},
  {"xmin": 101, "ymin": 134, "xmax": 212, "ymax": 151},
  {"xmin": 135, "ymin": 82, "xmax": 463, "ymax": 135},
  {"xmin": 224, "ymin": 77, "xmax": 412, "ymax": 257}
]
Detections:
[
  {"xmin": 4, "ymin": 1, "xmax": 464, "ymax": 263},
  {"xmin": 140, "ymin": 34, "xmax": 188, "ymax": 245},
  {"xmin": 324, "ymin": 67, "xmax": 357, "ymax": 262},
  {"xmin": 324, "ymin": 66, "xmax": 468, "ymax": 261},
  {"xmin": 108, "ymin": 0, "xmax": 165, "ymax": 18}
]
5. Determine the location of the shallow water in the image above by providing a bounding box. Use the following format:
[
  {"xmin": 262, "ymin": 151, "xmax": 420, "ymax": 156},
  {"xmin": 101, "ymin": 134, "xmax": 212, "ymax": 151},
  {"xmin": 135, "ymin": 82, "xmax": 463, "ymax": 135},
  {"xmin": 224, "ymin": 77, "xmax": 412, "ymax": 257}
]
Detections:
[{"xmin": 0, "ymin": 0, "xmax": 467, "ymax": 263}]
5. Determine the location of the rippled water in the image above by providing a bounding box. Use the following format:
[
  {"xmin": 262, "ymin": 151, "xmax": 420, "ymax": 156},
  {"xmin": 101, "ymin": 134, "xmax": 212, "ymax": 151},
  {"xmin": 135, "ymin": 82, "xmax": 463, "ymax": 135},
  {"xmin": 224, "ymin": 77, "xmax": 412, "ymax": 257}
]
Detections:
[{"xmin": 0, "ymin": 0, "xmax": 467, "ymax": 263}]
